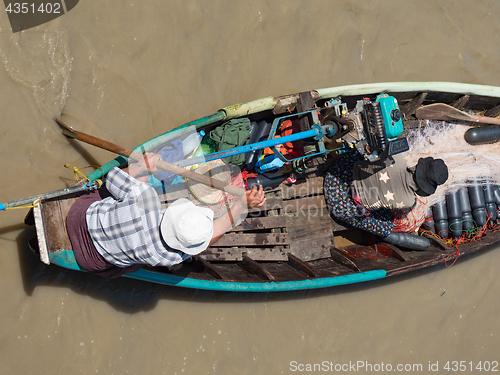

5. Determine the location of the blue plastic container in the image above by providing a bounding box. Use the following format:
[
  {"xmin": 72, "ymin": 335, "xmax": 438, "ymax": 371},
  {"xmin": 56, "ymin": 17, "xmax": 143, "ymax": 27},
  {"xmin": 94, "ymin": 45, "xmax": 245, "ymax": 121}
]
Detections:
[{"xmin": 255, "ymin": 154, "xmax": 285, "ymax": 173}]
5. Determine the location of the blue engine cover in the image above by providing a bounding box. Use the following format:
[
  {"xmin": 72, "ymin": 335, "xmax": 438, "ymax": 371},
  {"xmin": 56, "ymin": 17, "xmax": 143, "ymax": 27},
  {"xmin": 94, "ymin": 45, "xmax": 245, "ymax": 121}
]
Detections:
[{"xmin": 376, "ymin": 94, "xmax": 403, "ymax": 140}]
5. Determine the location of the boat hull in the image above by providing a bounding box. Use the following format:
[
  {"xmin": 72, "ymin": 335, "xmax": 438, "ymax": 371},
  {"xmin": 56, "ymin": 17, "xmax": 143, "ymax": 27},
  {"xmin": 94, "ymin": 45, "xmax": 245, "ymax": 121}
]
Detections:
[{"xmin": 31, "ymin": 81, "xmax": 500, "ymax": 292}]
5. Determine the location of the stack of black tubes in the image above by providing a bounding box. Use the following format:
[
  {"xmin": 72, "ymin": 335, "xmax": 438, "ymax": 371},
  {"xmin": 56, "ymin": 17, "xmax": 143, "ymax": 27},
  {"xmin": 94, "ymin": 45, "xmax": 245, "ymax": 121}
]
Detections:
[{"xmin": 423, "ymin": 183, "xmax": 500, "ymax": 239}]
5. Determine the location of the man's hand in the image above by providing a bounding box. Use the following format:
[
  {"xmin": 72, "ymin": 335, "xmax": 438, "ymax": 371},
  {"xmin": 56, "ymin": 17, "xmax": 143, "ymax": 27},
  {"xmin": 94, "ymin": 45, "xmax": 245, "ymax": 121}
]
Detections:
[
  {"xmin": 243, "ymin": 185, "xmax": 266, "ymax": 208},
  {"xmin": 138, "ymin": 152, "xmax": 161, "ymax": 173},
  {"xmin": 125, "ymin": 152, "xmax": 162, "ymax": 182}
]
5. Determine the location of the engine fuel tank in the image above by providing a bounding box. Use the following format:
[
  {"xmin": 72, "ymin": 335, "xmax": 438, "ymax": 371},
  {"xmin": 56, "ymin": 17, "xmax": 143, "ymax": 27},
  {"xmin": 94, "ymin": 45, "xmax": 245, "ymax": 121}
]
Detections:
[{"xmin": 376, "ymin": 94, "xmax": 404, "ymax": 140}]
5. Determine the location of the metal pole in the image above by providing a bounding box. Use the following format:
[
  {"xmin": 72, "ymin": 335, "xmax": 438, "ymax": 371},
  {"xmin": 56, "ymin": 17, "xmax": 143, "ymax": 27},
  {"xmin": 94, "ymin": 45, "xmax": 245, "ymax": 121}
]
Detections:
[
  {"xmin": 173, "ymin": 127, "xmax": 322, "ymax": 168},
  {"xmin": 0, "ymin": 181, "xmax": 101, "ymax": 210}
]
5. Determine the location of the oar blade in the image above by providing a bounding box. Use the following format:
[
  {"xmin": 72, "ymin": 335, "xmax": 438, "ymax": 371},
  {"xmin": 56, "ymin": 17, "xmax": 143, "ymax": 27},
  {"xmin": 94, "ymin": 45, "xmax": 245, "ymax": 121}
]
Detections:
[
  {"xmin": 416, "ymin": 103, "xmax": 473, "ymax": 122},
  {"xmin": 416, "ymin": 103, "xmax": 500, "ymax": 126},
  {"xmin": 55, "ymin": 118, "xmax": 78, "ymax": 138}
]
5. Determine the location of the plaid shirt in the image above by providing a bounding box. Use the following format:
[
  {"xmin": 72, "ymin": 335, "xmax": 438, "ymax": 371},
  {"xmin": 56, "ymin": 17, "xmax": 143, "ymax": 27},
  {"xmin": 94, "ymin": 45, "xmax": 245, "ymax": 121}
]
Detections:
[{"xmin": 86, "ymin": 167, "xmax": 190, "ymax": 267}]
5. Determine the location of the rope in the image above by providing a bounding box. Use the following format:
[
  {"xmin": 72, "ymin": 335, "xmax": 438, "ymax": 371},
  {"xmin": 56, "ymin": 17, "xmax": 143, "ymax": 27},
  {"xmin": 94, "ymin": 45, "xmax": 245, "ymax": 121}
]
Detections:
[
  {"xmin": 64, "ymin": 164, "xmax": 89, "ymax": 181},
  {"xmin": 241, "ymin": 168, "xmax": 257, "ymax": 189},
  {"xmin": 445, "ymin": 248, "xmax": 461, "ymax": 267},
  {"xmin": 471, "ymin": 116, "xmax": 486, "ymax": 126},
  {"xmin": 419, "ymin": 208, "xmax": 500, "ymax": 268},
  {"xmin": 443, "ymin": 210, "xmax": 499, "ymax": 267},
  {"xmin": 64, "ymin": 164, "xmax": 104, "ymax": 182},
  {"xmin": 392, "ymin": 197, "xmax": 428, "ymax": 233}
]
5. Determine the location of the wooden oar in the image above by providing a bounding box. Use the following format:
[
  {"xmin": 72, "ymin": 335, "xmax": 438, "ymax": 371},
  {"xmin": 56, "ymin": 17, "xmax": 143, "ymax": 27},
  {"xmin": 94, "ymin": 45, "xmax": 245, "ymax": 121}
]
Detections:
[
  {"xmin": 55, "ymin": 119, "xmax": 245, "ymax": 197},
  {"xmin": 416, "ymin": 103, "xmax": 500, "ymax": 125}
]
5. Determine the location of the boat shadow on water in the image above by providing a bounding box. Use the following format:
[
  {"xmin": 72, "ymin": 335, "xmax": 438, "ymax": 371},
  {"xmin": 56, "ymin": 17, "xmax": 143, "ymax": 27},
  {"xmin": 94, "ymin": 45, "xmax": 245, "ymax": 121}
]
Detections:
[{"xmin": 13, "ymin": 225, "xmax": 498, "ymax": 313}]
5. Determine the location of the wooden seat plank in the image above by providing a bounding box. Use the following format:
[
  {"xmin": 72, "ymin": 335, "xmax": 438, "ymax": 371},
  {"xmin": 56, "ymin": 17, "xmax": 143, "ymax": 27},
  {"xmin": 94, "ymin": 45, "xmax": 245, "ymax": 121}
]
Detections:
[
  {"xmin": 200, "ymin": 247, "xmax": 288, "ymax": 261},
  {"xmin": 329, "ymin": 247, "xmax": 361, "ymax": 272},
  {"xmin": 285, "ymin": 198, "xmax": 335, "ymax": 261},
  {"xmin": 421, "ymin": 232, "xmax": 448, "ymax": 250},
  {"xmin": 259, "ymin": 262, "xmax": 309, "ymax": 281},
  {"xmin": 209, "ymin": 233, "xmax": 289, "ymax": 247},
  {"xmin": 281, "ymin": 177, "xmax": 324, "ymax": 199},
  {"xmin": 297, "ymin": 91, "xmax": 314, "ymax": 131},
  {"xmin": 41, "ymin": 198, "xmax": 76, "ymax": 253},
  {"xmin": 451, "ymin": 95, "xmax": 470, "ymax": 110},
  {"xmin": 229, "ymin": 216, "xmax": 287, "ymax": 232},
  {"xmin": 287, "ymin": 253, "xmax": 318, "ymax": 277},
  {"xmin": 287, "ymin": 207, "xmax": 333, "ymax": 238},
  {"xmin": 247, "ymin": 194, "xmax": 283, "ymax": 213},
  {"xmin": 381, "ymin": 242, "xmax": 409, "ymax": 262},
  {"xmin": 309, "ymin": 257, "xmax": 351, "ymax": 277},
  {"xmin": 289, "ymin": 234, "xmax": 333, "ymax": 261},
  {"xmin": 287, "ymin": 223, "xmax": 331, "ymax": 242},
  {"xmin": 238, "ymin": 254, "xmax": 275, "ymax": 281},
  {"xmin": 192, "ymin": 256, "xmax": 228, "ymax": 280},
  {"xmin": 400, "ymin": 92, "xmax": 427, "ymax": 118},
  {"xmin": 485, "ymin": 103, "xmax": 500, "ymax": 117}
]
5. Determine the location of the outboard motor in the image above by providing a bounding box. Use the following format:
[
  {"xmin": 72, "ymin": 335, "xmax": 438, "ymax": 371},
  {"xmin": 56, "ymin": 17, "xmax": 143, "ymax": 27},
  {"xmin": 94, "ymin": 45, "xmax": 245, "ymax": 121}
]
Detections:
[
  {"xmin": 360, "ymin": 94, "xmax": 409, "ymax": 161},
  {"xmin": 340, "ymin": 94, "xmax": 409, "ymax": 161}
]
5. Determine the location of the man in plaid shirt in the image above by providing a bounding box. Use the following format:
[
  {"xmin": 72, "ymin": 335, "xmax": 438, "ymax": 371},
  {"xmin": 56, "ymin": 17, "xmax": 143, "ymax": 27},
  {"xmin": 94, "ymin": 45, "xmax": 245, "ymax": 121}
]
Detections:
[{"xmin": 66, "ymin": 153, "xmax": 266, "ymax": 278}]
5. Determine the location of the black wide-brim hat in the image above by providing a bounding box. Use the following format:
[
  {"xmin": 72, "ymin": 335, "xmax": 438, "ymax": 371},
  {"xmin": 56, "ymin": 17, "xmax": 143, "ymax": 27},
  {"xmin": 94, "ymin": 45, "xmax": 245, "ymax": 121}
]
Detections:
[{"xmin": 415, "ymin": 157, "xmax": 449, "ymax": 196}]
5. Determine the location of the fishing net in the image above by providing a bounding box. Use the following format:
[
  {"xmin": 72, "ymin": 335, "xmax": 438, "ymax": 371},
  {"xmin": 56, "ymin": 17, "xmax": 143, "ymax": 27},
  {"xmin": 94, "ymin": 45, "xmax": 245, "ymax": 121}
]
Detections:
[
  {"xmin": 401, "ymin": 120, "xmax": 500, "ymax": 258},
  {"xmin": 403, "ymin": 121, "xmax": 500, "ymax": 208}
]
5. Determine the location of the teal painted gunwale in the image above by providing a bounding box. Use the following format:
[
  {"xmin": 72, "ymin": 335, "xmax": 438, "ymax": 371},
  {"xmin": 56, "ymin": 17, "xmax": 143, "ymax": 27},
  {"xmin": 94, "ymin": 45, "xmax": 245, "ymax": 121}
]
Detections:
[
  {"xmin": 49, "ymin": 251, "xmax": 387, "ymax": 292},
  {"xmin": 125, "ymin": 269, "xmax": 387, "ymax": 292},
  {"xmin": 85, "ymin": 81, "xmax": 500, "ymax": 182}
]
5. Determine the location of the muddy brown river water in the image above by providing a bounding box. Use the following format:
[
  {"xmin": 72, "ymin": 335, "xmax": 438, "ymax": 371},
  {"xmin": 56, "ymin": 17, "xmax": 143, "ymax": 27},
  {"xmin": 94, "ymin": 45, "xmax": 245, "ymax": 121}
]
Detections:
[{"xmin": 1, "ymin": 1, "xmax": 500, "ymax": 374}]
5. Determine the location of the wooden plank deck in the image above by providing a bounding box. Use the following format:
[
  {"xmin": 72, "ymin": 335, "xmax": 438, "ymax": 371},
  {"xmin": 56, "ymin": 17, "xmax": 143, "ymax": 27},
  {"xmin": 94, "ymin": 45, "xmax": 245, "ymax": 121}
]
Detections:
[{"xmin": 195, "ymin": 176, "xmax": 337, "ymax": 262}]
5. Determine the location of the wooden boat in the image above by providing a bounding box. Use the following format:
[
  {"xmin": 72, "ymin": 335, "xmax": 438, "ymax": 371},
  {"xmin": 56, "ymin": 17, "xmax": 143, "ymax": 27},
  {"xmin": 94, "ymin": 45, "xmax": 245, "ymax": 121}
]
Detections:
[{"xmin": 27, "ymin": 82, "xmax": 500, "ymax": 292}]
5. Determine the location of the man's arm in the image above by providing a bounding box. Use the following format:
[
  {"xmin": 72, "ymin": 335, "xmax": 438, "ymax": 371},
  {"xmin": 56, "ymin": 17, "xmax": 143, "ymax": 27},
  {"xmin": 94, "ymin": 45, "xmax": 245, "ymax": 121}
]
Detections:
[{"xmin": 122, "ymin": 152, "xmax": 267, "ymax": 245}]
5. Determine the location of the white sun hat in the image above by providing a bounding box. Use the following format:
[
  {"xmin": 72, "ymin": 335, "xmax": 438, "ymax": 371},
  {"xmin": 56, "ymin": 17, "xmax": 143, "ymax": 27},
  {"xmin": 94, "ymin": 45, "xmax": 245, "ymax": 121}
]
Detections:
[{"xmin": 160, "ymin": 198, "xmax": 214, "ymax": 255}]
